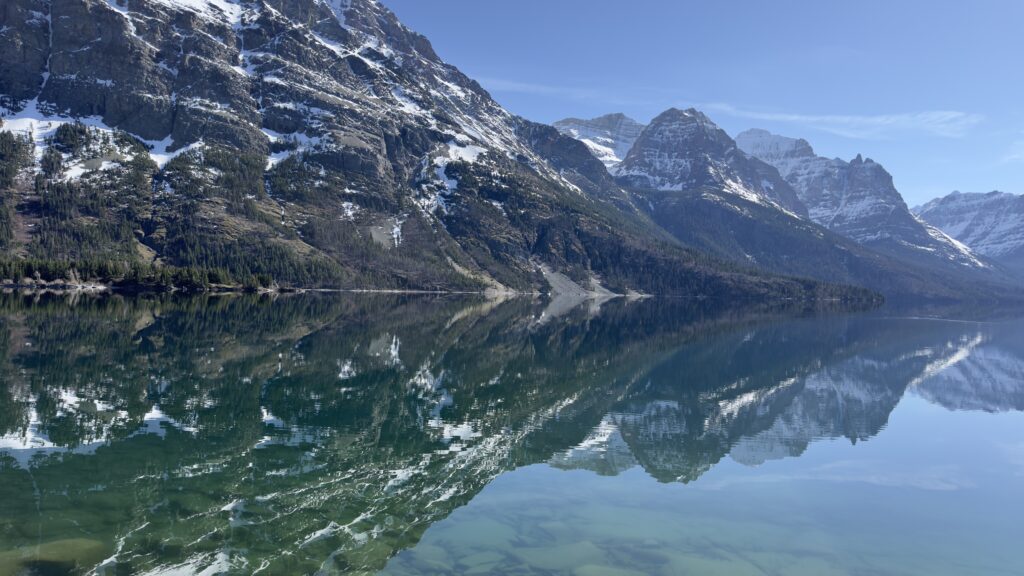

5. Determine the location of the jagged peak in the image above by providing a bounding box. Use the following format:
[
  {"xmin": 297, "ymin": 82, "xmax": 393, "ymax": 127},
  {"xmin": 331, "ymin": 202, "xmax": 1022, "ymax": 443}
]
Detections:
[
  {"xmin": 640, "ymin": 108, "xmax": 731, "ymax": 144},
  {"xmin": 652, "ymin": 107, "xmax": 715, "ymax": 125}
]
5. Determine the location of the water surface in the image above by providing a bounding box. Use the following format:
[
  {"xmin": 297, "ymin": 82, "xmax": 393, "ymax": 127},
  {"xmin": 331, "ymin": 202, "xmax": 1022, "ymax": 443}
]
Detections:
[{"xmin": 0, "ymin": 294, "xmax": 1021, "ymax": 575}]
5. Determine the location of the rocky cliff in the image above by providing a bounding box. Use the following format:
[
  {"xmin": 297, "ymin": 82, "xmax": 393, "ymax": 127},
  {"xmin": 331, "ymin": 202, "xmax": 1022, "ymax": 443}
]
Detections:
[
  {"xmin": 736, "ymin": 128, "xmax": 994, "ymax": 276},
  {"xmin": 0, "ymin": 0, "xmax": 860, "ymax": 300}
]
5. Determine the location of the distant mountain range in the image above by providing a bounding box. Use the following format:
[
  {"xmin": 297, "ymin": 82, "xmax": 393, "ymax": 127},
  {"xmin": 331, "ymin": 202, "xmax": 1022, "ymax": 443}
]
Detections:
[
  {"xmin": 558, "ymin": 112, "xmax": 1021, "ymax": 300},
  {"xmin": 0, "ymin": 0, "xmax": 1018, "ymax": 301}
]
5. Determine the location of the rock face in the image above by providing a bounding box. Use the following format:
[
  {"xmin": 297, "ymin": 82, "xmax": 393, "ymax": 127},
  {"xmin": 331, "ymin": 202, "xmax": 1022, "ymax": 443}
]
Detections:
[
  {"xmin": 588, "ymin": 108, "xmax": 983, "ymax": 299},
  {"xmin": 546, "ymin": 108, "xmax": 1019, "ymax": 299},
  {"xmin": 614, "ymin": 109, "xmax": 806, "ymax": 216},
  {"xmin": 553, "ymin": 113, "xmax": 645, "ymax": 169},
  {"xmin": 736, "ymin": 128, "xmax": 992, "ymax": 275},
  {"xmin": 0, "ymin": 0, "xmax": 858, "ymax": 299},
  {"xmin": 915, "ymin": 191, "xmax": 1024, "ymax": 277}
]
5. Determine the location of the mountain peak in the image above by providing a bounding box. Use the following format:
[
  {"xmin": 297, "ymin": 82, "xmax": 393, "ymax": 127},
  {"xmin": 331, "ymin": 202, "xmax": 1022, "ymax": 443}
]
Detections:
[
  {"xmin": 595, "ymin": 112, "xmax": 639, "ymax": 124},
  {"xmin": 615, "ymin": 107, "xmax": 735, "ymax": 190},
  {"xmin": 736, "ymin": 129, "xmax": 816, "ymax": 162},
  {"xmin": 612, "ymin": 108, "xmax": 807, "ymax": 216},
  {"xmin": 553, "ymin": 113, "xmax": 646, "ymax": 168},
  {"xmin": 743, "ymin": 132, "xmax": 992, "ymax": 272},
  {"xmin": 655, "ymin": 107, "xmax": 715, "ymax": 127}
]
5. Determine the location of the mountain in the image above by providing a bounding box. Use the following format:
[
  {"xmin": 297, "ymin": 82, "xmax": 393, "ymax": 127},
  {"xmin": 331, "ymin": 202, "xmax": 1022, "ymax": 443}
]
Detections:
[
  {"xmin": 570, "ymin": 108, "xmax": 986, "ymax": 300},
  {"xmin": 914, "ymin": 191, "xmax": 1024, "ymax": 278},
  {"xmin": 553, "ymin": 113, "xmax": 646, "ymax": 169},
  {"xmin": 736, "ymin": 129, "xmax": 994, "ymax": 276},
  {"xmin": 0, "ymin": 0, "xmax": 873, "ymax": 301},
  {"xmin": 614, "ymin": 109, "xmax": 807, "ymax": 216}
]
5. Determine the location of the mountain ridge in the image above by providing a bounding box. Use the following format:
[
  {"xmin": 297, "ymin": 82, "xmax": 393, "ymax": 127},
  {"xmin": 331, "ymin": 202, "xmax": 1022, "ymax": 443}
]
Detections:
[
  {"xmin": 552, "ymin": 113, "xmax": 645, "ymax": 169},
  {"xmin": 915, "ymin": 190, "xmax": 1024, "ymax": 278},
  {"xmin": 553, "ymin": 108, "xmax": 1011, "ymax": 300},
  {"xmin": 0, "ymin": 0, "xmax": 875, "ymax": 301},
  {"xmin": 735, "ymin": 128, "xmax": 995, "ymax": 277}
]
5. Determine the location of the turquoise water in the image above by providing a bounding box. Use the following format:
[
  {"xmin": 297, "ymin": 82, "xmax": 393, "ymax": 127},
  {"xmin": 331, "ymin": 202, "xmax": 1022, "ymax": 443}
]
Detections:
[{"xmin": 0, "ymin": 294, "xmax": 1022, "ymax": 575}]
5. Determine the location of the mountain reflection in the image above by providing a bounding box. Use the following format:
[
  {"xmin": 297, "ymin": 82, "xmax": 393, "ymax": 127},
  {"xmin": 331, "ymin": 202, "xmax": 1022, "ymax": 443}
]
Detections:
[{"xmin": 0, "ymin": 294, "xmax": 1020, "ymax": 575}]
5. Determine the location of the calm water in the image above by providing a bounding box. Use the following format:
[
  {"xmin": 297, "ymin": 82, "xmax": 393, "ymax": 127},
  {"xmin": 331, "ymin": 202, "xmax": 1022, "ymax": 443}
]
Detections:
[{"xmin": 0, "ymin": 294, "xmax": 1022, "ymax": 576}]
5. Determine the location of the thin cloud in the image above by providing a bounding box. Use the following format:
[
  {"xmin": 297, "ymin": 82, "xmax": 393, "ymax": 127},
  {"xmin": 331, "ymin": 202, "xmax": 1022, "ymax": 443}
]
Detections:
[
  {"xmin": 699, "ymin": 103, "xmax": 984, "ymax": 139},
  {"xmin": 474, "ymin": 77, "xmax": 656, "ymax": 110},
  {"xmin": 1001, "ymin": 140, "xmax": 1024, "ymax": 163},
  {"xmin": 475, "ymin": 77, "xmax": 602, "ymax": 101}
]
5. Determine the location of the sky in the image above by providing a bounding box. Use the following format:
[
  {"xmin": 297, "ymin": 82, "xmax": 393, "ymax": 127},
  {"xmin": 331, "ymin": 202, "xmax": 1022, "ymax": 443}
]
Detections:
[{"xmin": 381, "ymin": 0, "xmax": 1023, "ymax": 206}]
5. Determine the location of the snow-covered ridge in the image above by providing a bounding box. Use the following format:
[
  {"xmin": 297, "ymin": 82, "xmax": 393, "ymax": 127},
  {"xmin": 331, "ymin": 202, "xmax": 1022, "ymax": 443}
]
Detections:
[
  {"xmin": 553, "ymin": 113, "xmax": 646, "ymax": 169},
  {"xmin": 135, "ymin": 0, "xmax": 244, "ymax": 23},
  {"xmin": 737, "ymin": 128, "xmax": 991, "ymax": 271},
  {"xmin": 734, "ymin": 128, "xmax": 815, "ymax": 163},
  {"xmin": 915, "ymin": 191, "xmax": 1024, "ymax": 259},
  {"xmin": 0, "ymin": 0, "xmax": 564, "ymax": 190},
  {"xmin": 611, "ymin": 108, "xmax": 805, "ymax": 215}
]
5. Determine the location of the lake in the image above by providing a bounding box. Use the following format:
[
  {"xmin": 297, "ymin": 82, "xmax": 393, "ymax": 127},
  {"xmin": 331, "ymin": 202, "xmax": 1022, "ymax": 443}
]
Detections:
[{"xmin": 0, "ymin": 293, "xmax": 1022, "ymax": 575}]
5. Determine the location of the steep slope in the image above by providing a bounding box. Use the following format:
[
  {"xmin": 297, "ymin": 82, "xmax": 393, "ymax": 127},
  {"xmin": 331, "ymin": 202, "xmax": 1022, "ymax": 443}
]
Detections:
[
  {"xmin": 0, "ymin": 0, "xmax": 861, "ymax": 299},
  {"xmin": 915, "ymin": 191, "xmax": 1024, "ymax": 278},
  {"xmin": 614, "ymin": 109, "xmax": 806, "ymax": 216},
  {"xmin": 587, "ymin": 108, "xmax": 975, "ymax": 300},
  {"xmin": 553, "ymin": 113, "xmax": 645, "ymax": 169},
  {"xmin": 736, "ymin": 129, "xmax": 994, "ymax": 277}
]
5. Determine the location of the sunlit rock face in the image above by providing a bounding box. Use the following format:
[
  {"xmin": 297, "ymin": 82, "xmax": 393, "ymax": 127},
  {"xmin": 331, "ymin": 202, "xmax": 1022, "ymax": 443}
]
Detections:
[
  {"xmin": 615, "ymin": 109, "xmax": 806, "ymax": 215},
  {"xmin": 555, "ymin": 109, "xmax": 944, "ymax": 298},
  {"xmin": 553, "ymin": 113, "xmax": 646, "ymax": 169},
  {"xmin": 737, "ymin": 129, "xmax": 992, "ymax": 274},
  {"xmin": 3, "ymin": 0, "xmax": 807, "ymax": 298},
  {"xmin": 915, "ymin": 191, "xmax": 1024, "ymax": 278}
]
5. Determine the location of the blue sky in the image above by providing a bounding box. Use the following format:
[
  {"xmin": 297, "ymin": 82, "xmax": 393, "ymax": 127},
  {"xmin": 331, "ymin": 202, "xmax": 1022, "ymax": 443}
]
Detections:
[{"xmin": 382, "ymin": 0, "xmax": 1023, "ymax": 206}]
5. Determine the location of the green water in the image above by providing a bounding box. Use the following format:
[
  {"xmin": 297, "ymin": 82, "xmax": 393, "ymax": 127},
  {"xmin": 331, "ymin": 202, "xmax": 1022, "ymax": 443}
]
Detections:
[{"xmin": 0, "ymin": 293, "xmax": 1021, "ymax": 575}]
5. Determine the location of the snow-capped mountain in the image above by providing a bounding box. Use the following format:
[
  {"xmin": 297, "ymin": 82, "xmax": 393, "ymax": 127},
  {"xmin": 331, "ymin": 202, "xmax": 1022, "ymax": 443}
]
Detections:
[
  {"xmin": 550, "ymin": 109, "xmax": 1017, "ymax": 299},
  {"xmin": 614, "ymin": 109, "xmax": 806, "ymax": 215},
  {"xmin": 553, "ymin": 113, "xmax": 646, "ymax": 169},
  {"xmin": 0, "ymin": 0, "xmax": 849, "ymax": 299},
  {"xmin": 915, "ymin": 191, "xmax": 1024, "ymax": 277},
  {"xmin": 736, "ymin": 129, "xmax": 991, "ymax": 274},
  {"xmin": 552, "ymin": 108, "xmax": 987, "ymax": 299}
]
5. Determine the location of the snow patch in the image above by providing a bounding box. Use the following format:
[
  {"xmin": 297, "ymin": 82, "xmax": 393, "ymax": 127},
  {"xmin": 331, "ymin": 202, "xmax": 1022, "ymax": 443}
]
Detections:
[{"xmin": 146, "ymin": 0, "xmax": 243, "ymax": 24}]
